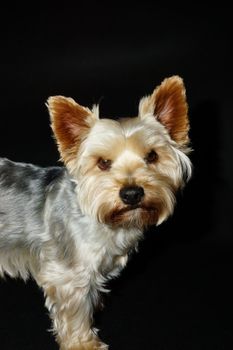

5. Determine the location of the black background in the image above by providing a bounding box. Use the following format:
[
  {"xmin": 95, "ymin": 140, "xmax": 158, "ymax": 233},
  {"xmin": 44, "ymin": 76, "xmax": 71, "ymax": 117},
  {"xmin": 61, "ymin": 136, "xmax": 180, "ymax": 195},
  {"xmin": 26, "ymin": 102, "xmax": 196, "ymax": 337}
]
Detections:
[{"xmin": 0, "ymin": 2, "xmax": 232, "ymax": 349}]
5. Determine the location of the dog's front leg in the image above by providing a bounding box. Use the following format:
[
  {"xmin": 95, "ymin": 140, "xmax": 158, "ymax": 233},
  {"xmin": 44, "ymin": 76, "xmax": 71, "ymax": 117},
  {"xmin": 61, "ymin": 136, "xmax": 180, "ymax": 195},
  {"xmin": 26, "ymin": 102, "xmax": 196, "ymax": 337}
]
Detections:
[{"xmin": 43, "ymin": 281, "xmax": 108, "ymax": 350}]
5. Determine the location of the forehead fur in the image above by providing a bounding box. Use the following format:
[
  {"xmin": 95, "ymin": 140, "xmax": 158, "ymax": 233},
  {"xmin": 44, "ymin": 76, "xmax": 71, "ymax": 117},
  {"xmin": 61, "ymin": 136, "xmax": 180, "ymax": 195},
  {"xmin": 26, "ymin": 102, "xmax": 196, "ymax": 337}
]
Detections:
[{"xmin": 80, "ymin": 115, "xmax": 170, "ymax": 159}]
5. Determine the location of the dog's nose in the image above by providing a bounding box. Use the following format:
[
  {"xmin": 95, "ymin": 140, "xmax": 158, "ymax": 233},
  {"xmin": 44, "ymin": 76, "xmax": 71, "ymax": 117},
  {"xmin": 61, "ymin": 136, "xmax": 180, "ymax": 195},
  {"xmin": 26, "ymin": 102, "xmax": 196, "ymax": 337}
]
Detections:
[{"xmin": 119, "ymin": 186, "xmax": 144, "ymax": 205}]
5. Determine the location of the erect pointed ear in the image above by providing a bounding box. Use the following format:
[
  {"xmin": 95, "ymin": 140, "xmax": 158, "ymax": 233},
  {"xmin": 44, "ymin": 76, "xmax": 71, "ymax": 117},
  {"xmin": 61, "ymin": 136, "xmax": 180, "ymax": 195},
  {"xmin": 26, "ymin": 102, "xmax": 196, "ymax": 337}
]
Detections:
[
  {"xmin": 47, "ymin": 96, "xmax": 98, "ymax": 164},
  {"xmin": 139, "ymin": 76, "xmax": 189, "ymax": 145}
]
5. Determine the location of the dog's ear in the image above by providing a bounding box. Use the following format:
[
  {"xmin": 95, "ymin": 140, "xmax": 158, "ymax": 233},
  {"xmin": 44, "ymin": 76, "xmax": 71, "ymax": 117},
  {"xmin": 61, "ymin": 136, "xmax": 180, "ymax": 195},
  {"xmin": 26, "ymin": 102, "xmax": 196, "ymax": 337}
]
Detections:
[
  {"xmin": 139, "ymin": 76, "xmax": 189, "ymax": 145},
  {"xmin": 47, "ymin": 96, "xmax": 98, "ymax": 164}
]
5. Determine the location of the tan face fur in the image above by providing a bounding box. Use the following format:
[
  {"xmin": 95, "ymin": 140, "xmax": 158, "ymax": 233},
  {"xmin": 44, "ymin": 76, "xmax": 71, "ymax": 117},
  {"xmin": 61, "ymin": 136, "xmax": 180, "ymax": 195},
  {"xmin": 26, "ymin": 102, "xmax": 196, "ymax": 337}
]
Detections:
[{"xmin": 47, "ymin": 76, "xmax": 192, "ymax": 229}]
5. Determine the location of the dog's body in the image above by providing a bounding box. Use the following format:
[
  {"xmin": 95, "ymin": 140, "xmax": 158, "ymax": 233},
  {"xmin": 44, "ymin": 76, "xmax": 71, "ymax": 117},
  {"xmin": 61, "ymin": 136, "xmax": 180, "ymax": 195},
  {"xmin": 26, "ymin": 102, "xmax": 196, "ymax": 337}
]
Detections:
[
  {"xmin": 0, "ymin": 76, "xmax": 192, "ymax": 349},
  {"xmin": 0, "ymin": 158, "xmax": 137, "ymax": 348}
]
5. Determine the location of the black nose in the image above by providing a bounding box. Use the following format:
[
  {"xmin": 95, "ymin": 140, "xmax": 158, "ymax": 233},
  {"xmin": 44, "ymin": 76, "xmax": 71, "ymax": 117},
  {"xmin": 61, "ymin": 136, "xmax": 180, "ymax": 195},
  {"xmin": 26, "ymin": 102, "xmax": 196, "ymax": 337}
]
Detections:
[{"xmin": 119, "ymin": 186, "xmax": 144, "ymax": 205}]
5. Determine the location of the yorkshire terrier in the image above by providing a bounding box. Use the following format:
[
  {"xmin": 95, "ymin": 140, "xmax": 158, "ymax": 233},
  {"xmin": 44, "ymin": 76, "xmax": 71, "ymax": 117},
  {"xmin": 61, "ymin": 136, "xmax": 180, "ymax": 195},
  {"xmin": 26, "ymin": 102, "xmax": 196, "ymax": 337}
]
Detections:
[{"xmin": 0, "ymin": 76, "xmax": 192, "ymax": 349}]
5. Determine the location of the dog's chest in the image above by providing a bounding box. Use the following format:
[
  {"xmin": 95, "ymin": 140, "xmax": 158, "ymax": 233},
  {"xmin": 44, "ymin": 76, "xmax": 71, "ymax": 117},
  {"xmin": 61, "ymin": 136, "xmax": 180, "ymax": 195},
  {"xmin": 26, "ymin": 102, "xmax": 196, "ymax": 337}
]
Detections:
[{"xmin": 73, "ymin": 219, "xmax": 142, "ymax": 278}]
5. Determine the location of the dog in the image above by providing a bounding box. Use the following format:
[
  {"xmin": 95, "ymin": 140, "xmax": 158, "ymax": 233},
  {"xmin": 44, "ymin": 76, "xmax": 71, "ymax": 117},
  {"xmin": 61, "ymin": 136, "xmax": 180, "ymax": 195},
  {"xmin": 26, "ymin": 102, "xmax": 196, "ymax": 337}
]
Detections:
[{"xmin": 0, "ymin": 76, "xmax": 192, "ymax": 349}]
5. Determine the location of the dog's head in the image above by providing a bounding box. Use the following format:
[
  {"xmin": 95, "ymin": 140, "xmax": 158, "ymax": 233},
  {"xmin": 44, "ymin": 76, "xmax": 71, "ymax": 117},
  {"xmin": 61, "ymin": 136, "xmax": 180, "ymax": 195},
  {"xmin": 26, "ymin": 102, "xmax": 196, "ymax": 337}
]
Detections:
[{"xmin": 47, "ymin": 76, "xmax": 192, "ymax": 229}]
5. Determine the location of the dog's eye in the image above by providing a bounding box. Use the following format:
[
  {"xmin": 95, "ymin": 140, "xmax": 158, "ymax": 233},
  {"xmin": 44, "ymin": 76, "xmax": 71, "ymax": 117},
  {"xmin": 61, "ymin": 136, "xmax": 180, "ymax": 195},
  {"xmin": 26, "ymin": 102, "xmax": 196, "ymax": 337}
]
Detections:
[
  {"xmin": 145, "ymin": 150, "xmax": 158, "ymax": 164},
  {"xmin": 97, "ymin": 158, "xmax": 112, "ymax": 171}
]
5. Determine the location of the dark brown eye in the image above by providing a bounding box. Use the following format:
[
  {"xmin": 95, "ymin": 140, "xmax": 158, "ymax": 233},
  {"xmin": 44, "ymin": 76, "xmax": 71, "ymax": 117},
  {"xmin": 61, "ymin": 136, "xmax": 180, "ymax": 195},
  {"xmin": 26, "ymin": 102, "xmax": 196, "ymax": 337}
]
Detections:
[
  {"xmin": 97, "ymin": 158, "xmax": 112, "ymax": 171},
  {"xmin": 145, "ymin": 150, "xmax": 158, "ymax": 164}
]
